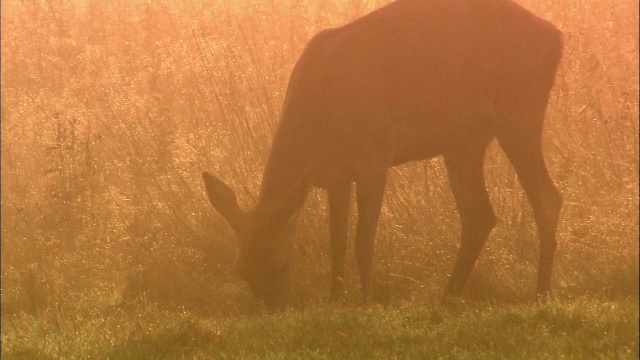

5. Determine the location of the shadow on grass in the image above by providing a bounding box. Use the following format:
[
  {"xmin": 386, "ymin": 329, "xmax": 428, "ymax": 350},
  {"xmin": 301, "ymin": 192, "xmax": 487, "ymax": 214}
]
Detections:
[{"xmin": 105, "ymin": 320, "xmax": 223, "ymax": 359}]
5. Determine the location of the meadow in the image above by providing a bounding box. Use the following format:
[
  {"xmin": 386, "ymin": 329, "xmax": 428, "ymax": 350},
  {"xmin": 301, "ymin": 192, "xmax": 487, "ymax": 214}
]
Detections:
[{"xmin": 1, "ymin": 0, "xmax": 638, "ymax": 358}]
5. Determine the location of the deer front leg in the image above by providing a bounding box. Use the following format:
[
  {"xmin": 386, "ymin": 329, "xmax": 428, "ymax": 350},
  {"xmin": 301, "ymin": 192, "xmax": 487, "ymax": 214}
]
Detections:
[
  {"xmin": 355, "ymin": 171, "xmax": 387, "ymax": 301},
  {"xmin": 328, "ymin": 179, "xmax": 352, "ymax": 301}
]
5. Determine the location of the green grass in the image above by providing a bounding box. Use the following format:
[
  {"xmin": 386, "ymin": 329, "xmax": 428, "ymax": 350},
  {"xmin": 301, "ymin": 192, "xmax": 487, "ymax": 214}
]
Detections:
[{"xmin": 2, "ymin": 297, "xmax": 637, "ymax": 359}]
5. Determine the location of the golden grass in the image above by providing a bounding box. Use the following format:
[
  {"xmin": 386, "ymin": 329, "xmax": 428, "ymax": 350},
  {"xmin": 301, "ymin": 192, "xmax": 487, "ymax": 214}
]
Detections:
[{"xmin": 1, "ymin": 0, "xmax": 638, "ymax": 313}]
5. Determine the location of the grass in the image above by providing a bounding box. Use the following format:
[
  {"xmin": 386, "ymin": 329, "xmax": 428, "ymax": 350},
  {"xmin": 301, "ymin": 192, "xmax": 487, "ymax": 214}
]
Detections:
[
  {"xmin": 2, "ymin": 297, "xmax": 637, "ymax": 359},
  {"xmin": 1, "ymin": 0, "xmax": 638, "ymax": 358}
]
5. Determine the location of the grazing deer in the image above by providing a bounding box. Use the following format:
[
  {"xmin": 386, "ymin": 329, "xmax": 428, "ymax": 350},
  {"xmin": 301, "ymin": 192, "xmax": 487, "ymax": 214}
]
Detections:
[{"xmin": 203, "ymin": 0, "xmax": 563, "ymax": 309}]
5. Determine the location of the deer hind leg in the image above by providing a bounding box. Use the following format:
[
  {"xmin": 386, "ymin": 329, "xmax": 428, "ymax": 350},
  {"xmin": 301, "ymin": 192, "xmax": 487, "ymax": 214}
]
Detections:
[
  {"xmin": 497, "ymin": 123, "xmax": 562, "ymax": 296},
  {"xmin": 444, "ymin": 140, "xmax": 496, "ymax": 297},
  {"xmin": 327, "ymin": 179, "xmax": 352, "ymax": 300},
  {"xmin": 354, "ymin": 171, "xmax": 387, "ymax": 300}
]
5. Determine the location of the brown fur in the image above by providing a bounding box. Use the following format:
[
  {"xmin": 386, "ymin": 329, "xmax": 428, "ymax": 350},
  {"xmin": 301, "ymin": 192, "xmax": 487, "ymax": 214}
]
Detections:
[{"xmin": 204, "ymin": 0, "xmax": 563, "ymax": 309}]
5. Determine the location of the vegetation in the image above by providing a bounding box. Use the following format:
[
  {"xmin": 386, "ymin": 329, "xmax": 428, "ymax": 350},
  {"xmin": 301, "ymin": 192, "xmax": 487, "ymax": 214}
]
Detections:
[
  {"xmin": 2, "ymin": 0, "xmax": 638, "ymax": 358},
  {"xmin": 3, "ymin": 298, "xmax": 637, "ymax": 359}
]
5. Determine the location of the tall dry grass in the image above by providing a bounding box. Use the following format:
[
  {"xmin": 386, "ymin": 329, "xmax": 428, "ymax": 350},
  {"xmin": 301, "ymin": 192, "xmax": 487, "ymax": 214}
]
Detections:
[{"xmin": 1, "ymin": 0, "xmax": 638, "ymax": 314}]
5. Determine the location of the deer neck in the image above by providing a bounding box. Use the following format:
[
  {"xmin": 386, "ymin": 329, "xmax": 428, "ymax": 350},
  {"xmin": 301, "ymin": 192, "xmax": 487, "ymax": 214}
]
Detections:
[{"xmin": 255, "ymin": 125, "xmax": 314, "ymax": 226}]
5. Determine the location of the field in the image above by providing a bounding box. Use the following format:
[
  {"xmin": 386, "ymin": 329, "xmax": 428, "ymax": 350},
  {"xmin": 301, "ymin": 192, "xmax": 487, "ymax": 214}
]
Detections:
[{"xmin": 1, "ymin": 0, "xmax": 638, "ymax": 358}]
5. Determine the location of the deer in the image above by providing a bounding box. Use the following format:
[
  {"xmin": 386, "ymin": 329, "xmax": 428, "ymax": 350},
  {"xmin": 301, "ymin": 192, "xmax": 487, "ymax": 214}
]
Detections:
[{"xmin": 203, "ymin": 0, "xmax": 563, "ymax": 310}]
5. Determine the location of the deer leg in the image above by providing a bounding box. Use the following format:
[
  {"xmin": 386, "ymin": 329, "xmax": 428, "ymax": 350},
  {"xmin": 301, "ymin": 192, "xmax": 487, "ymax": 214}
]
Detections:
[
  {"xmin": 355, "ymin": 171, "xmax": 387, "ymax": 300},
  {"xmin": 444, "ymin": 143, "xmax": 496, "ymax": 296},
  {"xmin": 328, "ymin": 179, "xmax": 352, "ymax": 300},
  {"xmin": 497, "ymin": 131, "xmax": 562, "ymax": 296}
]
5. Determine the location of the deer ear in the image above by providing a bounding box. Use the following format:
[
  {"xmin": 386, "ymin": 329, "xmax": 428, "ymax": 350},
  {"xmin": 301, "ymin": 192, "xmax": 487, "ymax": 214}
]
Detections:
[{"xmin": 202, "ymin": 172, "xmax": 246, "ymax": 232}]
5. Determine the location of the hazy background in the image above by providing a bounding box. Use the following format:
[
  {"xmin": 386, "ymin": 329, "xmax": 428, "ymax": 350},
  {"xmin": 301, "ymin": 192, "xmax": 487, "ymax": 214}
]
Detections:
[{"xmin": 2, "ymin": 0, "xmax": 638, "ymax": 314}]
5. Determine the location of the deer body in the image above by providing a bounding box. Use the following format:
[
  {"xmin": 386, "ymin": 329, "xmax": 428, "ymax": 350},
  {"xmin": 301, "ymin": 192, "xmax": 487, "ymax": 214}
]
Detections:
[{"xmin": 204, "ymin": 0, "xmax": 563, "ymax": 309}]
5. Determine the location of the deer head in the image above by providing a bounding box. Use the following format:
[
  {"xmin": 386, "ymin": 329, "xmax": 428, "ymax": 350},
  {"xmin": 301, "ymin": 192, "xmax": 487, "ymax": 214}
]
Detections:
[{"xmin": 202, "ymin": 172, "xmax": 298, "ymax": 310}]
